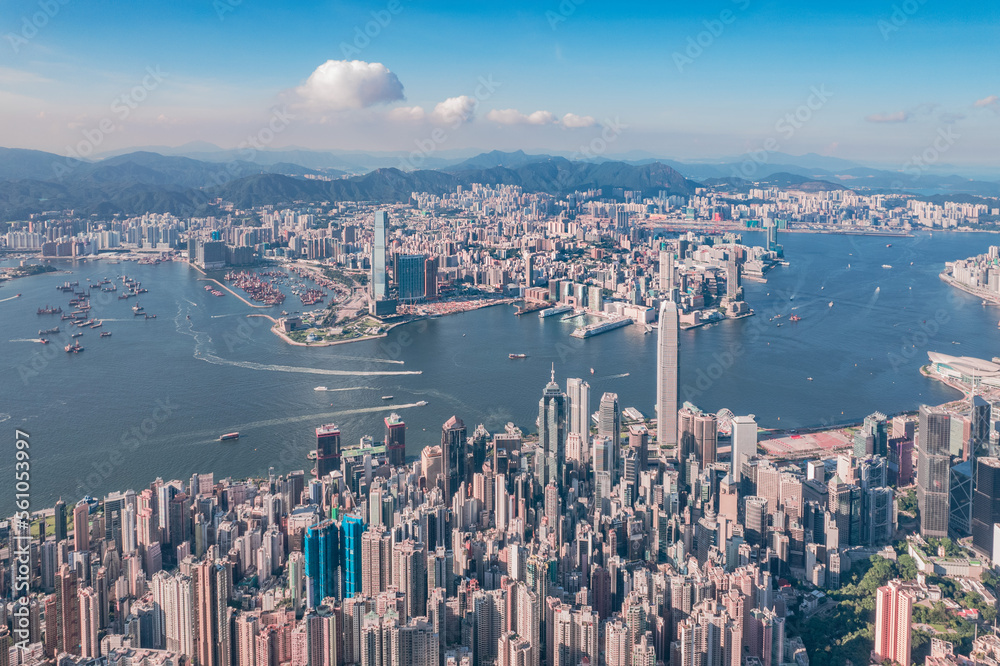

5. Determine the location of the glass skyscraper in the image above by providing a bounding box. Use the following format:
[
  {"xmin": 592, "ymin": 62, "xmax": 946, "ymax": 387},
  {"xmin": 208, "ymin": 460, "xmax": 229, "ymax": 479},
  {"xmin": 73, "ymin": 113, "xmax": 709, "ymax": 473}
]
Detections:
[
  {"xmin": 372, "ymin": 211, "xmax": 388, "ymax": 301},
  {"xmin": 657, "ymin": 301, "xmax": 679, "ymax": 451}
]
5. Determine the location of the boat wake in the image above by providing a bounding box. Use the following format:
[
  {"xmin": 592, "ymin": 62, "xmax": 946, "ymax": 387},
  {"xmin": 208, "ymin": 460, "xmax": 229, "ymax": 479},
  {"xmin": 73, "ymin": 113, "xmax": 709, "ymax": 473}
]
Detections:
[
  {"xmin": 10, "ymin": 338, "xmax": 44, "ymax": 343},
  {"xmin": 0, "ymin": 413, "xmax": 10, "ymax": 424},
  {"xmin": 0, "ymin": 295, "xmax": 21, "ymax": 303},
  {"xmin": 600, "ymin": 372, "xmax": 631, "ymax": 380},
  {"xmin": 174, "ymin": 307, "xmax": 420, "ymax": 377},
  {"xmin": 315, "ymin": 386, "xmax": 374, "ymax": 392}
]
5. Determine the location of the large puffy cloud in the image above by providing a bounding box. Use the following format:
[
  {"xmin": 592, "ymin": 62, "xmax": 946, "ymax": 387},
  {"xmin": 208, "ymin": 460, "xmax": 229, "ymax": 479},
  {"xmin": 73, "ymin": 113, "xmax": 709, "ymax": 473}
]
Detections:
[
  {"xmin": 295, "ymin": 60, "xmax": 404, "ymax": 110},
  {"xmin": 432, "ymin": 96, "xmax": 478, "ymax": 126},
  {"xmin": 486, "ymin": 109, "xmax": 557, "ymax": 125},
  {"xmin": 865, "ymin": 111, "xmax": 910, "ymax": 124}
]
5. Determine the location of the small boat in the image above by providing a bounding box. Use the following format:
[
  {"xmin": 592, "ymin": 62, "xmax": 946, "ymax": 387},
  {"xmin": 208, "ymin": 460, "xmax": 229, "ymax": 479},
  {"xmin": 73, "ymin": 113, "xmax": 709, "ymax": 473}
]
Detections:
[
  {"xmin": 186, "ymin": 315, "xmax": 191, "ymax": 320},
  {"xmin": 71, "ymin": 332, "xmax": 83, "ymax": 338},
  {"xmin": 509, "ymin": 353, "xmax": 528, "ymax": 359},
  {"xmin": 144, "ymin": 314, "xmax": 156, "ymax": 319},
  {"xmin": 15, "ymin": 294, "xmax": 20, "ymax": 298},
  {"xmin": 39, "ymin": 338, "xmax": 48, "ymax": 344},
  {"xmin": 64, "ymin": 341, "xmax": 83, "ymax": 353},
  {"xmin": 416, "ymin": 400, "xmax": 428, "ymax": 406},
  {"xmin": 314, "ymin": 386, "xmax": 327, "ymax": 392},
  {"xmin": 789, "ymin": 315, "xmax": 801, "ymax": 322},
  {"xmin": 381, "ymin": 395, "xmax": 394, "ymax": 400},
  {"xmin": 882, "ymin": 264, "xmax": 892, "ymax": 269},
  {"xmin": 219, "ymin": 432, "xmax": 240, "ymax": 441},
  {"xmin": 590, "ymin": 368, "xmax": 595, "ymax": 374},
  {"xmin": 100, "ymin": 332, "xmax": 112, "ymax": 338},
  {"xmin": 886, "ymin": 243, "xmax": 892, "ymax": 248},
  {"xmin": 807, "ymin": 377, "xmax": 813, "ymax": 381},
  {"xmin": 828, "ymin": 302, "xmax": 834, "ymax": 308}
]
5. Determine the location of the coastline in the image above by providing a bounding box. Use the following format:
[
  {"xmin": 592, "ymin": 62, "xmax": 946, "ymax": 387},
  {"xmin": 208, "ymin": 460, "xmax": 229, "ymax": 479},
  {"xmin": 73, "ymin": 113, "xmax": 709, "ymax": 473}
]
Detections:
[
  {"xmin": 187, "ymin": 262, "xmax": 273, "ymax": 309},
  {"xmin": 939, "ymin": 271, "xmax": 1000, "ymax": 304}
]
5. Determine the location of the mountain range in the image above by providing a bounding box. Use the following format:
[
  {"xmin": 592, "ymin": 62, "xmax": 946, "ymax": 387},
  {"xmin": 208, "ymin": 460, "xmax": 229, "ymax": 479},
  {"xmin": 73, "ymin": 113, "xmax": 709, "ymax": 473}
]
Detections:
[{"xmin": 0, "ymin": 146, "xmax": 996, "ymax": 221}]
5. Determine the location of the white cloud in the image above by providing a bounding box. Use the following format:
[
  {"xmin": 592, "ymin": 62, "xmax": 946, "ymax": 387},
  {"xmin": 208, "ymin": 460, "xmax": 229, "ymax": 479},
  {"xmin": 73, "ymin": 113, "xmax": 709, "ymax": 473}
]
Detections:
[
  {"xmin": 486, "ymin": 108, "xmax": 557, "ymax": 125},
  {"xmin": 560, "ymin": 112, "xmax": 597, "ymax": 128},
  {"xmin": 295, "ymin": 60, "xmax": 404, "ymax": 111},
  {"xmin": 865, "ymin": 111, "xmax": 910, "ymax": 124},
  {"xmin": 387, "ymin": 106, "xmax": 426, "ymax": 122},
  {"xmin": 974, "ymin": 95, "xmax": 999, "ymax": 109},
  {"xmin": 431, "ymin": 96, "xmax": 478, "ymax": 126},
  {"xmin": 0, "ymin": 67, "xmax": 51, "ymax": 85}
]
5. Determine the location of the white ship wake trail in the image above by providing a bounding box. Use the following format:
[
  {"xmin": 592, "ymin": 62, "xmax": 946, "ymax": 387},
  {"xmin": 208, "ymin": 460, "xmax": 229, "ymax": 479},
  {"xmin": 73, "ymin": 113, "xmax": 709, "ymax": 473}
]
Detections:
[
  {"xmin": 173, "ymin": 306, "xmax": 420, "ymax": 376},
  {"xmin": 172, "ymin": 404, "xmax": 426, "ymax": 444},
  {"xmin": 600, "ymin": 372, "xmax": 631, "ymax": 380},
  {"xmin": 10, "ymin": 338, "xmax": 45, "ymax": 343},
  {"xmin": 316, "ymin": 387, "xmax": 374, "ymax": 392},
  {"xmin": 185, "ymin": 299, "xmax": 198, "ymax": 306},
  {"xmin": 329, "ymin": 355, "xmax": 406, "ymax": 365},
  {"xmin": 0, "ymin": 295, "xmax": 21, "ymax": 303}
]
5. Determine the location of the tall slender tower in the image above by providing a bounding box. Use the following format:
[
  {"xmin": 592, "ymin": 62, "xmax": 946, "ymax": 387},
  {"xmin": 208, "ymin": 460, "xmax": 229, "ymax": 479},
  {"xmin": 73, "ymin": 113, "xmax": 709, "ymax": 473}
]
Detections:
[
  {"xmin": 372, "ymin": 211, "xmax": 388, "ymax": 301},
  {"xmin": 536, "ymin": 365, "xmax": 568, "ymax": 492},
  {"xmin": 874, "ymin": 580, "xmax": 913, "ymax": 666},
  {"xmin": 917, "ymin": 405, "xmax": 951, "ymax": 538},
  {"xmin": 441, "ymin": 416, "xmax": 467, "ymax": 501},
  {"xmin": 657, "ymin": 301, "xmax": 679, "ymax": 451}
]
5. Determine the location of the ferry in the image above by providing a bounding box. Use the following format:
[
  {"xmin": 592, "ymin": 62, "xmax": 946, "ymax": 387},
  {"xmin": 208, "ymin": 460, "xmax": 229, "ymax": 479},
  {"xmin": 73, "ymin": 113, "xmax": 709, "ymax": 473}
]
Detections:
[
  {"xmin": 381, "ymin": 395, "xmax": 394, "ymax": 400},
  {"xmin": 509, "ymin": 353, "xmax": 528, "ymax": 359},
  {"xmin": 314, "ymin": 386, "xmax": 328, "ymax": 391},
  {"xmin": 219, "ymin": 432, "xmax": 240, "ymax": 441}
]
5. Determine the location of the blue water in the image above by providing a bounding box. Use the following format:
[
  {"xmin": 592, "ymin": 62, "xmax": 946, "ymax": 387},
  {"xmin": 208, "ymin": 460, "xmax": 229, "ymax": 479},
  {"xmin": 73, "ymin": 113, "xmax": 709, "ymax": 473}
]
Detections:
[{"xmin": 0, "ymin": 230, "xmax": 993, "ymax": 512}]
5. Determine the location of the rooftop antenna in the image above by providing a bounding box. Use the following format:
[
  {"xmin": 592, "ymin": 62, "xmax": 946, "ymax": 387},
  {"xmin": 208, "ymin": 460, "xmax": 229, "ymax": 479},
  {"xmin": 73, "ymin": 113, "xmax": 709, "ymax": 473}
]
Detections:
[{"xmin": 551, "ymin": 362, "xmax": 555, "ymax": 384}]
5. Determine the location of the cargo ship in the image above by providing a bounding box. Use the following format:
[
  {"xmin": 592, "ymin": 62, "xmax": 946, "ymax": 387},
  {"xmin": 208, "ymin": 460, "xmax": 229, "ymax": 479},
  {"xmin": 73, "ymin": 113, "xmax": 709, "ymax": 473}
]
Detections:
[
  {"xmin": 64, "ymin": 341, "xmax": 83, "ymax": 353},
  {"xmin": 37, "ymin": 305, "xmax": 62, "ymax": 315},
  {"xmin": 219, "ymin": 432, "xmax": 240, "ymax": 441},
  {"xmin": 39, "ymin": 327, "xmax": 59, "ymax": 335}
]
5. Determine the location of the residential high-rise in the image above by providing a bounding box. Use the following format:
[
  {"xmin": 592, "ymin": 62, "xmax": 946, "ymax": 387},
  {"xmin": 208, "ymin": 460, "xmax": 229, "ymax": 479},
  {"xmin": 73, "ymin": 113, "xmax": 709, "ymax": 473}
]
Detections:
[
  {"xmin": 384, "ymin": 413, "xmax": 406, "ymax": 468},
  {"xmin": 315, "ymin": 424, "xmax": 341, "ymax": 479},
  {"xmin": 78, "ymin": 587, "xmax": 100, "ymax": 658},
  {"xmin": 874, "ymin": 580, "xmax": 913, "ymax": 666},
  {"xmin": 657, "ymin": 301, "xmax": 679, "ymax": 451},
  {"xmin": 731, "ymin": 415, "xmax": 757, "ymax": 483},
  {"xmin": 917, "ymin": 405, "xmax": 952, "ymax": 537},
  {"xmin": 195, "ymin": 560, "xmax": 231, "ymax": 666},
  {"xmin": 303, "ymin": 520, "xmax": 340, "ymax": 607},
  {"xmin": 55, "ymin": 564, "xmax": 80, "ymax": 655},
  {"xmin": 565, "ymin": 378, "xmax": 591, "ymax": 443},
  {"xmin": 391, "ymin": 539, "xmax": 427, "ymax": 618},
  {"xmin": 396, "ymin": 254, "xmax": 426, "ymax": 302},
  {"xmin": 342, "ymin": 515, "xmax": 366, "ymax": 599},
  {"xmin": 659, "ymin": 249, "xmax": 673, "ymax": 293},
  {"xmin": 441, "ymin": 416, "xmax": 467, "ymax": 501},
  {"xmin": 360, "ymin": 525, "xmax": 391, "ymax": 597},
  {"xmin": 536, "ymin": 366, "xmax": 568, "ymax": 491},
  {"xmin": 972, "ymin": 457, "xmax": 1000, "ymax": 555}
]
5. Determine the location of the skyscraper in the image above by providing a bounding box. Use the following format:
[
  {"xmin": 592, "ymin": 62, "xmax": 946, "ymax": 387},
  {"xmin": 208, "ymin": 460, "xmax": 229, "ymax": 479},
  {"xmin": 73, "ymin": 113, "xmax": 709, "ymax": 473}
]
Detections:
[
  {"xmin": 54, "ymin": 498, "xmax": 67, "ymax": 544},
  {"xmin": 917, "ymin": 405, "xmax": 951, "ymax": 537},
  {"xmin": 536, "ymin": 366, "xmax": 567, "ymax": 491},
  {"xmin": 372, "ymin": 211, "xmax": 388, "ymax": 301},
  {"xmin": 731, "ymin": 415, "xmax": 757, "ymax": 483},
  {"xmin": 73, "ymin": 501, "xmax": 90, "ymax": 553},
  {"xmin": 342, "ymin": 515, "xmax": 366, "ymax": 599},
  {"xmin": 659, "ymin": 250, "xmax": 673, "ymax": 293},
  {"xmin": 424, "ymin": 256, "xmax": 439, "ymax": 299},
  {"xmin": 384, "ymin": 413, "xmax": 406, "ymax": 467},
  {"xmin": 441, "ymin": 416, "xmax": 467, "ymax": 501},
  {"xmin": 874, "ymin": 580, "xmax": 913, "ymax": 666},
  {"xmin": 304, "ymin": 519, "xmax": 341, "ymax": 607},
  {"xmin": 566, "ymin": 378, "xmax": 591, "ymax": 443},
  {"xmin": 55, "ymin": 564, "xmax": 80, "ymax": 655},
  {"xmin": 396, "ymin": 254, "xmax": 426, "ymax": 302},
  {"xmin": 315, "ymin": 424, "xmax": 341, "ymax": 479},
  {"xmin": 195, "ymin": 560, "xmax": 232, "ymax": 666},
  {"xmin": 657, "ymin": 301, "xmax": 679, "ymax": 451},
  {"xmin": 971, "ymin": 457, "xmax": 1000, "ymax": 556}
]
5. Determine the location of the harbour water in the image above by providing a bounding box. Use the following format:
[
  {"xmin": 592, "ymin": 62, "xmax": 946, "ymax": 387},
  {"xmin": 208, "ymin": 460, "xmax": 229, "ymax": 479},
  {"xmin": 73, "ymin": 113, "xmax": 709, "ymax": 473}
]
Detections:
[{"xmin": 0, "ymin": 230, "xmax": 993, "ymax": 511}]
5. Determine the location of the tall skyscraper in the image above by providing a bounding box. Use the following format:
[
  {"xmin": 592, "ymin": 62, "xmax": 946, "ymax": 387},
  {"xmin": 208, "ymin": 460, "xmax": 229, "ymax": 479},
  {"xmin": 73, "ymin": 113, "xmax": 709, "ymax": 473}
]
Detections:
[
  {"xmin": 731, "ymin": 415, "xmax": 757, "ymax": 483},
  {"xmin": 54, "ymin": 498, "xmax": 67, "ymax": 544},
  {"xmin": 441, "ymin": 416, "xmax": 467, "ymax": 501},
  {"xmin": 78, "ymin": 587, "xmax": 100, "ymax": 658},
  {"xmin": 396, "ymin": 254, "xmax": 426, "ymax": 302},
  {"xmin": 917, "ymin": 405, "xmax": 951, "ymax": 538},
  {"xmin": 523, "ymin": 249, "xmax": 534, "ymax": 287},
  {"xmin": 972, "ymin": 457, "xmax": 1000, "ymax": 555},
  {"xmin": 315, "ymin": 424, "xmax": 341, "ymax": 479},
  {"xmin": 342, "ymin": 515, "xmax": 366, "ymax": 600},
  {"xmin": 304, "ymin": 519, "xmax": 341, "ymax": 608},
  {"xmin": 659, "ymin": 250, "xmax": 673, "ymax": 293},
  {"xmin": 874, "ymin": 580, "xmax": 913, "ymax": 666},
  {"xmin": 536, "ymin": 366, "xmax": 568, "ymax": 491},
  {"xmin": 73, "ymin": 502, "xmax": 90, "ymax": 552},
  {"xmin": 384, "ymin": 413, "xmax": 406, "ymax": 468},
  {"xmin": 424, "ymin": 256, "xmax": 439, "ymax": 299},
  {"xmin": 657, "ymin": 301, "xmax": 679, "ymax": 451},
  {"xmin": 372, "ymin": 211, "xmax": 388, "ymax": 301},
  {"xmin": 566, "ymin": 378, "xmax": 591, "ymax": 443},
  {"xmin": 55, "ymin": 564, "xmax": 80, "ymax": 655},
  {"xmin": 195, "ymin": 560, "xmax": 232, "ymax": 666}
]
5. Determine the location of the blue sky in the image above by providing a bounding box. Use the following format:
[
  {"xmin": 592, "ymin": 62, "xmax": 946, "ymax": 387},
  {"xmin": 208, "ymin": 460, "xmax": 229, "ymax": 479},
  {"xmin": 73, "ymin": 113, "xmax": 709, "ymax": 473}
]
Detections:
[{"xmin": 1, "ymin": 0, "xmax": 997, "ymax": 167}]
